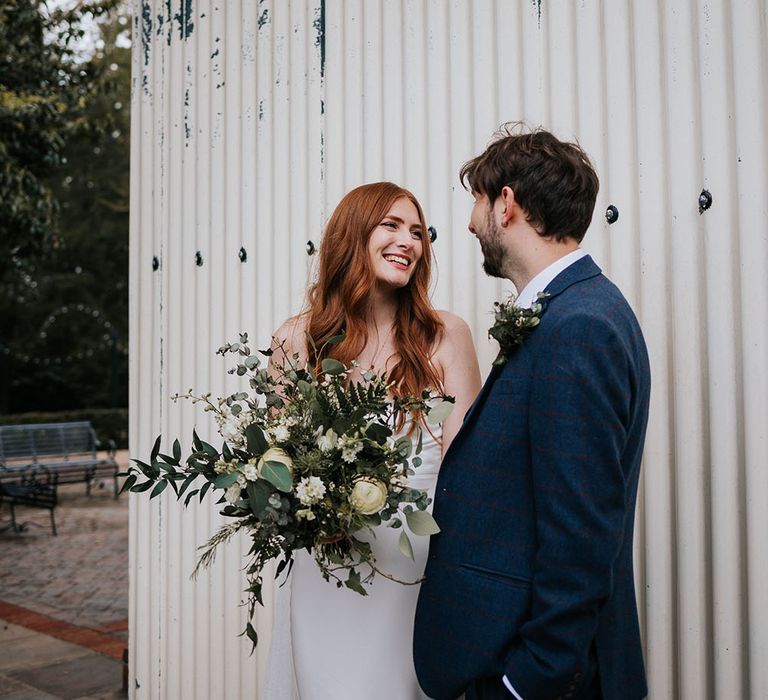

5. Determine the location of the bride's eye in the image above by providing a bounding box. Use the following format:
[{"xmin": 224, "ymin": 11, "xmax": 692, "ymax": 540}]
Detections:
[
  {"xmin": 410, "ymin": 230, "xmax": 423, "ymax": 239},
  {"xmin": 381, "ymin": 221, "xmax": 397, "ymax": 229}
]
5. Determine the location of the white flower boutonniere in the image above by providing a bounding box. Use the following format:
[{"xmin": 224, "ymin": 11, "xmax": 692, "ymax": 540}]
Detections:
[{"xmin": 489, "ymin": 292, "xmax": 550, "ymax": 366}]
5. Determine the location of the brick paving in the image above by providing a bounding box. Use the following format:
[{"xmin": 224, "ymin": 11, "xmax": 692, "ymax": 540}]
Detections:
[{"xmin": 0, "ymin": 451, "xmax": 130, "ymax": 699}]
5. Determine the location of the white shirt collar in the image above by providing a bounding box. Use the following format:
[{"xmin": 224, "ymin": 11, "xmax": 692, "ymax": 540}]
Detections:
[{"xmin": 515, "ymin": 248, "xmax": 588, "ymax": 308}]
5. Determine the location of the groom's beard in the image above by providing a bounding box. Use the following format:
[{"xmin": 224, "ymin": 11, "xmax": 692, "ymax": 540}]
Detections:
[{"xmin": 479, "ymin": 211, "xmax": 506, "ymax": 278}]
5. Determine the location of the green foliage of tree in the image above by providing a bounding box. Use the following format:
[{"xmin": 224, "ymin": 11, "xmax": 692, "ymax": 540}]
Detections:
[{"xmin": 0, "ymin": 1, "xmax": 129, "ymax": 413}]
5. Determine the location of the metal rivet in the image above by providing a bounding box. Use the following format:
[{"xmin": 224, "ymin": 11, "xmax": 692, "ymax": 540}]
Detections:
[
  {"xmin": 698, "ymin": 189, "xmax": 712, "ymax": 214},
  {"xmin": 239, "ymin": 246, "xmax": 247, "ymax": 262},
  {"xmin": 195, "ymin": 251, "xmax": 204, "ymax": 266},
  {"xmin": 306, "ymin": 240, "xmax": 316, "ymax": 255},
  {"xmin": 152, "ymin": 256, "xmax": 159, "ymax": 271},
  {"xmin": 605, "ymin": 205, "xmax": 619, "ymax": 224},
  {"xmin": 428, "ymin": 226, "xmax": 437, "ymax": 243}
]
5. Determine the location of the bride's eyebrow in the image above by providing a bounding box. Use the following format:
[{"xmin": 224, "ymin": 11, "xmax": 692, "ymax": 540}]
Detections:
[{"xmin": 383, "ymin": 214, "xmax": 423, "ymax": 232}]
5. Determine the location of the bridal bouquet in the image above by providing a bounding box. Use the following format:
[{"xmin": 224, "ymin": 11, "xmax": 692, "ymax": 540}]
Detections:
[{"xmin": 122, "ymin": 333, "xmax": 452, "ymax": 647}]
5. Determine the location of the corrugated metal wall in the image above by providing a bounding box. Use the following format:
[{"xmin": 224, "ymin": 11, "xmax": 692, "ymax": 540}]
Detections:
[{"xmin": 129, "ymin": 1, "xmax": 768, "ymax": 697}]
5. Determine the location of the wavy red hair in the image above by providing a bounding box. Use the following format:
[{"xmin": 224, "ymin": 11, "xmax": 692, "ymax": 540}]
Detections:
[{"xmin": 304, "ymin": 182, "xmax": 444, "ymax": 411}]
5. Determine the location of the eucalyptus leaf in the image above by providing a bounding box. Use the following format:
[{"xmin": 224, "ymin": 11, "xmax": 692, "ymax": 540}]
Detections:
[
  {"xmin": 405, "ymin": 509, "xmax": 441, "ymax": 536},
  {"xmin": 260, "ymin": 461, "xmax": 293, "ymax": 492},
  {"xmin": 130, "ymin": 480, "xmax": 154, "ymax": 493},
  {"xmin": 214, "ymin": 472, "xmax": 239, "ymax": 489},
  {"xmin": 427, "ymin": 399, "xmax": 455, "ymax": 425},
  {"xmin": 394, "ymin": 435, "xmax": 412, "ymax": 459},
  {"xmin": 172, "ymin": 439, "xmax": 182, "ymax": 463},
  {"xmin": 398, "ymin": 530, "xmax": 415, "ymax": 560},
  {"xmin": 344, "ymin": 569, "xmax": 367, "ymax": 596},
  {"xmin": 247, "ymin": 480, "xmax": 271, "ymax": 514},
  {"xmin": 325, "ymin": 332, "xmax": 346, "ymax": 346},
  {"xmin": 245, "ymin": 424, "xmax": 268, "ymax": 455},
  {"xmin": 321, "ymin": 358, "xmax": 346, "ymax": 375}
]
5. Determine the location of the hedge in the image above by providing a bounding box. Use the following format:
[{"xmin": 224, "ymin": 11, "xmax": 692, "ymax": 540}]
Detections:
[{"xmin": 0, "ymin": 408, "xmax": 128, "ymax": 449}]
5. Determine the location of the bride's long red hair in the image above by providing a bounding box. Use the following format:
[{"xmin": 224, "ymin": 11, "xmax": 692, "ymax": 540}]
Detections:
[{"xmin": 304, "ymin": 182, "xmax": 444, "ymax": 401}]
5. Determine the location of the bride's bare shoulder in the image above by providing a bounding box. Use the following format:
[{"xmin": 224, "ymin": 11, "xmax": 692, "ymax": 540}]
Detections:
[{"xmin": 271, "ymin": 314, "xmax": 310, "ymax": 365}]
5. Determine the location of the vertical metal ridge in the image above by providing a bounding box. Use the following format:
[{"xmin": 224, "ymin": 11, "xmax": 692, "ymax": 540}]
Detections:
[{"xmin": 130, "ymin": 3, "xmax": 768, "ymax": 697}]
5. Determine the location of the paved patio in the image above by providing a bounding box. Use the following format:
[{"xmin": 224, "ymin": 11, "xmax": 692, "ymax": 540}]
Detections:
[{"xmin": 0, "ymin": 452, "xmax": 129, "ymax": 699}]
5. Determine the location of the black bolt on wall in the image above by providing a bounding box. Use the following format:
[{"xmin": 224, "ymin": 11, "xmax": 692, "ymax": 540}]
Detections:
[
  {"xmin": 428, "ymin": 226, "xmax": 437, "ymax": 243},
  {"xmin": 195, "ymin": 251, "xmax": 204, "ymax": 266},
  {"xmin": 698, "ymin": 189, "xmax": 713, "ymax": 214},
  {"xmin": 239, "ymin": 247, "xmax": 247, "ymax": 262},
  {"xmin": 152, "ymin": 256, "xmax": 159, "ymax": 271},
  {"xmin": 306, "ymin": 240, "xmax": 316, "ymax": 255},
  {"xmin": 606, "ymin": 205, "xmax": 619, "ymax": 224}
]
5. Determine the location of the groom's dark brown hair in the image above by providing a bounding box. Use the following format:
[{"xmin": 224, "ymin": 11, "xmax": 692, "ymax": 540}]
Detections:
[{"xmin": 460, "ymin": 122, "xmax": 599, "ymax": 243}]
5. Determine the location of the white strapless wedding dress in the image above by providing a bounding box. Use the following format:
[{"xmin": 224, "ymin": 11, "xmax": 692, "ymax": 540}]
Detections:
[{"xmin": 262, "ymin": 423, "xmax": 442, "ymax": 700}]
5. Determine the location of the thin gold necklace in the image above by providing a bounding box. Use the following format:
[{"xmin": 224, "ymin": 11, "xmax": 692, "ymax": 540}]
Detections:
[{"xmin": 368, "ymin": 323, "xmax": 395, "ymax": 370}]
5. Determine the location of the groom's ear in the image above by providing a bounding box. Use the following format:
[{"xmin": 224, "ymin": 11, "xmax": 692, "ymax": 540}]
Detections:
[{"xmin": 499, "ymin": 186, "xmax": 518, "ymax": 227}]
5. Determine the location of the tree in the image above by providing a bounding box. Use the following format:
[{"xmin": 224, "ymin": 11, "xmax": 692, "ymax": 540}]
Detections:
[{"xmin": 0, "ymin": 0, "xmax": 127, "ymax": 413}]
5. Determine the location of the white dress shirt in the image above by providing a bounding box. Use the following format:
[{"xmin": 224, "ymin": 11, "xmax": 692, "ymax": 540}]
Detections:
[{"xmin": 501, "ymin": 247, "xmax": 587, "ymax": 700}]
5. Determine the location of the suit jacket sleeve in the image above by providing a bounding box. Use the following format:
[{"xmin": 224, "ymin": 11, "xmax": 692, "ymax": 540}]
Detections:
[{"xmin": 503, "ymin": 312, "xmax": 636, "ymax": 698}]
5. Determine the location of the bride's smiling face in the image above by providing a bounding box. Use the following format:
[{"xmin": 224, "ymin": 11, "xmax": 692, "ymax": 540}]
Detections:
[{"xmin": 367, "ymin": 197, "xmax": 424, "ymax": 289}]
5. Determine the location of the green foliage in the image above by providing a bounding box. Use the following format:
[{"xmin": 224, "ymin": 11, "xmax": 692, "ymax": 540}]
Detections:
[{"xmin": 0, "ymin": 1, "xmax": 129, "ymax": 413}]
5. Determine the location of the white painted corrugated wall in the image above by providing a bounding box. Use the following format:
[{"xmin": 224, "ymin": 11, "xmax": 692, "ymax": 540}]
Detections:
[{"xmin": 129, "ymin": 2, "xmax": 768, "ymax": 697}]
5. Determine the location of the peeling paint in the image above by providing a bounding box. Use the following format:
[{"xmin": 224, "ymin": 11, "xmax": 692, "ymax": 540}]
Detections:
[
  {"xmin": 211, "ymin": 47, "xmax": 219, "ymax": 59},
  {"xmin": 174, "ymin": 0, "xmax": 195, "ymax": 41},
  {"xmin": 532, "ymin": 0, "xmax": 542, "ymax": 27},
  {"xmin": 258, "ymin": 99, "xmax": 264, "ymax": 121},
  {"xmin": 141, "ymin": 1, "xmax": 152, "ymax": 66},
  {"xmin": 258, "ymin": 8, "xmax": 270, "ymax": 30},
  {"xmin": 313, "ymin": 1, "xmax": 326, "ymax": 79}
]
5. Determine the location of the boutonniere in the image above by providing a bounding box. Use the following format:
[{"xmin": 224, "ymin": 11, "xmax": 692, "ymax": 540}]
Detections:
[{"xmin": 489, "ymin": 292, "xmax": 550, "ymax": 366}]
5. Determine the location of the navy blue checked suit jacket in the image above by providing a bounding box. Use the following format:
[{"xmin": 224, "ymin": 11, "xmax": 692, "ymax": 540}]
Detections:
[{"xmin": 414, "ymin": 256, "xmax": 651, "ymax": 700}]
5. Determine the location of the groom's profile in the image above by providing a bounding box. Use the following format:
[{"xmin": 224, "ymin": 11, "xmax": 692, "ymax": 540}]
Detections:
[{"xmin": 414, "ymin": 124, "xmax": 651, "ymax": 700}]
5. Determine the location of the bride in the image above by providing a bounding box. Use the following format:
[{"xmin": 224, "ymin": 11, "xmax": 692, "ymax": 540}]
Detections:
[{"xmin": 264, "ymin": 181, "xmax": 481, "ymax": 699}]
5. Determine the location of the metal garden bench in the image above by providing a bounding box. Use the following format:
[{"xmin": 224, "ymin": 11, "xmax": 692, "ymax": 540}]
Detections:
[
  {"xmin": 0, "ymin": 466, "xmax": 58, "ymax": 535},
  {"xmin": 0, "ymin": 421, "xmax": 119, "ymax": 498}
]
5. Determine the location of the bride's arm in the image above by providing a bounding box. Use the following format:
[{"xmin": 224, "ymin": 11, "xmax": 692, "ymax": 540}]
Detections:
[{"xmin": 433, "ymin": 311, "xmax": 482, "ymax": 455}]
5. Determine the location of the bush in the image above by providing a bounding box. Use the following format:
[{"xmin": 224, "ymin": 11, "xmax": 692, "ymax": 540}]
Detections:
[{"xmin": 0, "ymin": 408, "xmax": 128, "ymax": 449}]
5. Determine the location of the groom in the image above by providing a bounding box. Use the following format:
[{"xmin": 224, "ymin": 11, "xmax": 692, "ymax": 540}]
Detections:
[{"xmin": 414, "ymin": 125, "xmax": 651, "ymax": 700}]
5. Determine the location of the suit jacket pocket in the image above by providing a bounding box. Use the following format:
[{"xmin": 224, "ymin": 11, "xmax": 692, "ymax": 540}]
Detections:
[{"xmin": 459, "ymin": 562, "xmax": 531, "ymax": 589}]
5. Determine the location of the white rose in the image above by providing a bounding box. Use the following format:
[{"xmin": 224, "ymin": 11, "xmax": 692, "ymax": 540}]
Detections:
[
  {"xmin": 349, "ymin": 477, "xmax": 388, "ymax": 515},
  {"xmin": 224, "ymin": 483, "xmax": 242, "ymax": 504},
  {"xmin": 257, "ymin": 447, "xmax": 294, "ymax": 476}
]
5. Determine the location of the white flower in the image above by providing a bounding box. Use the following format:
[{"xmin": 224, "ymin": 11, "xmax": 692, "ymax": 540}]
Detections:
[
  {"xmin": 214, "ymin": 458, "xmax": 231, "ymax": 474},
  {"xmin": 339, "ymin": 434, "xmax": 363, "ymax": 463},
  {"xmin": 295, "ymin": 476, "xmax": 327, "ymax": 506},
  {"xmin": 257, "ymin": 447, "xmax": 294, "ymax": 476},
  {"xmin": 295, "ymin": 508, "xmax": 316, "ymax": 521},
  {"xmin": 224, "ymin": 483, "xmax": 242, "ymax": 504},
  {"xmin": 243, "ymin": 463, "xmax": 258, "ymax": 481},
  {"xmin": 390, "ymin": 473, "xmax": 408, "ymax": 488},
  {"xmin": 349, "ymin": 477, "xmax": 388, "ymax": 514},
  {"xmin": 317, "ymin": 428, "xmax": 338, "ymax": 453},
  {"xmin": 272, "ymin": 424, "xmax": 290, "ymax": 443},
  {"xmin": 237, "ymin": 474, "xmax": 247, "ymax": 488}
]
